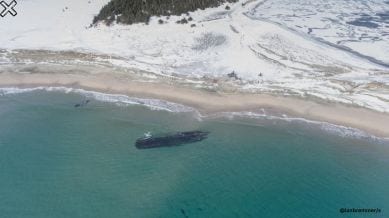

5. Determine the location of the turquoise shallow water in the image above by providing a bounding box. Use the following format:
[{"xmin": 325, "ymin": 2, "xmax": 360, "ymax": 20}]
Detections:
[{"xmin": 0, "ymin": 90, "xmax": 388, "ymax": 218}]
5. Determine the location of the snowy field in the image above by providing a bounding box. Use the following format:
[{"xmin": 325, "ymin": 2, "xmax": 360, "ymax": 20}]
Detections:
[
  {"xmin": 249, "ymin": 0, "xmax": 389, "ymax": 66},
  {"xmin": 0, "ymin": 0, "xmax": 388, "ymax": 112}
]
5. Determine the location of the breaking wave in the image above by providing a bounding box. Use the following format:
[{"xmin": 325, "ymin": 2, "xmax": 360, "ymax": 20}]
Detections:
[
  {"xmin": 1, "ymin": 86, "xmax": 388, "ymax": 142},
  {"xmin": 0, "ymin": 86, "xmax": 196, "ymax": 113},
  {"xmin": 203, "ymin": 111, "xmax": 389, "ymax": 144}
]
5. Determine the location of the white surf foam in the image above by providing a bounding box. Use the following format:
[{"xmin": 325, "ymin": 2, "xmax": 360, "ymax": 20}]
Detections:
[
  {"xmin": 1, "ymin": 86, "xmax": 387, "ymax": 142},
  {"xmin": 0, "ymin": 86, "xmax": 196, "ymax": 113},
  {"xmin": 204, "ymin": 111, "xmax": 389, "ymax": 143}
]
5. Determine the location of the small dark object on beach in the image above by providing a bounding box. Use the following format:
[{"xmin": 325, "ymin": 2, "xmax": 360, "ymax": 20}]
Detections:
[
  {"xmin": 74, "ymin": 100, "xmax": 90, "ymax": 108},
  {"xmin": 135, "ymin": 131, "xmax": 209, "ymax": 149},
  {"xmin": 227, "ymin": 71, "xmax": 239, "ymax": 79}
]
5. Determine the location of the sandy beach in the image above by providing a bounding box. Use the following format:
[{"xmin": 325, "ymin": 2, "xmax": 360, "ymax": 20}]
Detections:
[{"xmin": 1, "ymin": 65, "xmax": 389, "ymax": 138}]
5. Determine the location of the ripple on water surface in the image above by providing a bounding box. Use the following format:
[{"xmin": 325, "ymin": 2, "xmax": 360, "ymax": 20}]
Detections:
[{"xmin": 0, "ymin": 90, "xmax": 388, "ymax": 217}]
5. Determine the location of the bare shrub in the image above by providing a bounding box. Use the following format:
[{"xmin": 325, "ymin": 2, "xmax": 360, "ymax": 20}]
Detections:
[{"xmin": 192, "ymin": 33, "xmax": 226, "ymax": 50}]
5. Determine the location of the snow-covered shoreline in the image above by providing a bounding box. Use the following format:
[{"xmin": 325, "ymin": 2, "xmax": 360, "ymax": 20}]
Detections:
[
  {"xmin": 1, "ymin": 47, "xmax": 389, "ymax": 113},
  {"xmin": 0, "ymin": 0, "xmax": 388, "ymax": 113}
]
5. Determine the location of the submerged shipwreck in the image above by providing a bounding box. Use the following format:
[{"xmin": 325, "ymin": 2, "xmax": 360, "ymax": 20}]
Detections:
[
  {"xmin": 135, "ymin": 131, "xmax": 209, "ymax": 149},
  {"xmin": 74, "ymin": 100, "xmax": 90, "ymax": 108}
]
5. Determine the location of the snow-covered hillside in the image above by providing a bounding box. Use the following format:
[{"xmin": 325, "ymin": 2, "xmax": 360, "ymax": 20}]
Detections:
[{"xmin": 0, "ymin": 0, "xmax": 389, "ymax": 112}]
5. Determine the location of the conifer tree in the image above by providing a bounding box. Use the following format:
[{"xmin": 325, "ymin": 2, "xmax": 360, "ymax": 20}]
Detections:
[{"xmin": 93, "ymin": 0, "xmax": 237, "ymax": 25}]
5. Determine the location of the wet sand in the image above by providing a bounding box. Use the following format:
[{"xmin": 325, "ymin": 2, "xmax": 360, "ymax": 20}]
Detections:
[{"xmin": 1, "ymin": 70, "xmax": 389, "ymax": 138}]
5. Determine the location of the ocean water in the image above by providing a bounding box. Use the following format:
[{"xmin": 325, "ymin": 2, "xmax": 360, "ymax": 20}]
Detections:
[{"xmin": 0, "ymin": 89, "xmax": 389, "ymax": 218}]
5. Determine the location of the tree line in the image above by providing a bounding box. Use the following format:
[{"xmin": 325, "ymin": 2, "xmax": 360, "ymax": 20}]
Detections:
[{"xmin": 93, "ymin": 0, "xmax": 237, "ymax": 25}]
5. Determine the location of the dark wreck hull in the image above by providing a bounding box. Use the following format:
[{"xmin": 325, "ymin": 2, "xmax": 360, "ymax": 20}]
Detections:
[{"xmin": 135, "ymin": 131, "xmax": 209, "ymax": 149}]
